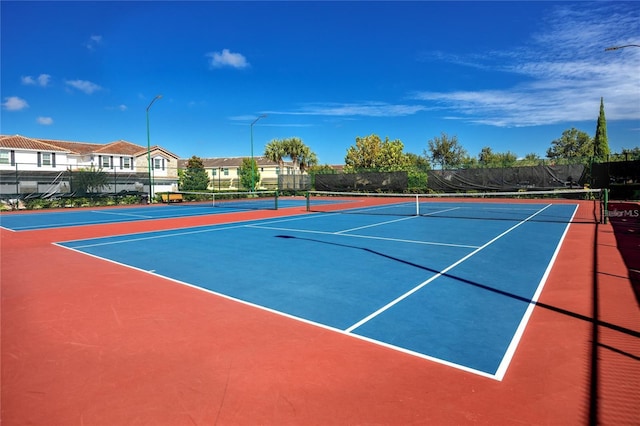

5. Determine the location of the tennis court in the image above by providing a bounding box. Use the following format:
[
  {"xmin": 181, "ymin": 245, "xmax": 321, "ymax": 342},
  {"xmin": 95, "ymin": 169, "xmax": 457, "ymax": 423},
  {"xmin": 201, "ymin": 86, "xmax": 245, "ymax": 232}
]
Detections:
[
  {"xmin": 2, "ymin": 189, "xmax": 638, "ymax": 425},
  {"xmin": 0, "ymin": 191, "xmax": 298, "ymax": 231},
  {"xmin": 58, "ymin": 194, "xmax": 585, "ymax": 379}
]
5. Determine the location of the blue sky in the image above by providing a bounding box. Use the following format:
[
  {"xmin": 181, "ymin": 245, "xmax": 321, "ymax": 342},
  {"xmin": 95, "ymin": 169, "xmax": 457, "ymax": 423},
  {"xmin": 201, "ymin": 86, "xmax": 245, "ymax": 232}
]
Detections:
[{"xmin": 1, "ymin": 1, "xmax": 639, "ymax": 165}]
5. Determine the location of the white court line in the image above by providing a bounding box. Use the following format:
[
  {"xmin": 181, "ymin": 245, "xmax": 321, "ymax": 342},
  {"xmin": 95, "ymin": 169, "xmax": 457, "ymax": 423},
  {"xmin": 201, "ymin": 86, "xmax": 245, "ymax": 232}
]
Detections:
[
  {"xmin": 60, "ymin": 223, "xmax": 250, "ymax": 248},
  {"xmin": 55, "ymin": 241, "xmax": 500, "ymax": 379},
  {"xmin": 335, "ymin": 215, "xmax": 417, "ymax": 234},
  {"xmin": 55, "ymin": 213, "xmax": 317, "ymax": 245},
  {"xmin": 55, "ymin": 203, "xmax": 568, "ymax": 380},
  {"xmin": 330, "ymin": 205, "xmax": 503, "ymax": 233},
  {"xmin": 6, "ymin": 218, "xmax": 138, "ymax": 231},
  {"xmin": 420, "ymin": 206, "xmax": 463, "ymax": 217},
  {"xmin": 89, "ymin": 210, "xmax": 155, "ymax": 218},
  {"xmin": 344, "ymin": 204, "xmax": 553, "ymax": 333},
  {"xmin": 492, "ymin": 204, "xmax": 579, "ymax": 381},
  {"xmin": 64, "ymin": 210, "xmax": 481, "ymax": 250},
  {"xmin": 4, "ymin": 207, "xmax": 214, "ymax": 231},
  {"xmin": 245, "ymin": 224, "xmax": 479, "ymax": 249},
  {"xmin": 340, "ymin": 202, "xmax": 415, "ymax": 214}
]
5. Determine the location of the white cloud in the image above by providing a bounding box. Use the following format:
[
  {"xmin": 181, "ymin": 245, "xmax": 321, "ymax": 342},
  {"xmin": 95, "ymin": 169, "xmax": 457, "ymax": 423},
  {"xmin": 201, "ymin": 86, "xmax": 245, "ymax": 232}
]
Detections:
[
  {"xmin": 37, "ymin": 74, "xmax": 51, "ymax": 86},
  {"xmin": 263, "ymin": 102, "xmax": 428, "ymax": 119},
  {"xmin": 297, "ymin": 102, "xmax": 427, "ymax": 117},
  {"xmin": 65, "ymin": 79, "xmax": 102, "ymax": 94},
  {"xmin": 106, "ymin": 104, "xmax": 127, "ymax": 112},
  {"xmin": 21, "ymin": 74, "xmax": 51, "ymax": 87},
  {"xmin": 37, "ymin": 116, "xmax": 53, "ymax": 125},
  {"xmin": 412, "ymin": 3, "xmax": 640, "ymax": 127},
  {"xmin": 85, "ymin": 34, "xmax": 103, "ymax": 51},
  {"xmin": 206, "ymin": 49, "xmax": 249, "ymax": 69},
  {"xmin": 2, "ymin": 96, "xmax": 29, "ymax": 111}
]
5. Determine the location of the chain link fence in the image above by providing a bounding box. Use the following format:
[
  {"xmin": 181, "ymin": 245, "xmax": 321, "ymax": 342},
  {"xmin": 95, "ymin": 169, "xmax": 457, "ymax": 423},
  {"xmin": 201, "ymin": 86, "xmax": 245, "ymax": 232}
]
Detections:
[
  {"xmin": 309, "ymin": 159, "xmax": 640, "ymax": 199},
  {"xmin": 2, "ymin": 159, "xmax": 638, "ymax": 204}
]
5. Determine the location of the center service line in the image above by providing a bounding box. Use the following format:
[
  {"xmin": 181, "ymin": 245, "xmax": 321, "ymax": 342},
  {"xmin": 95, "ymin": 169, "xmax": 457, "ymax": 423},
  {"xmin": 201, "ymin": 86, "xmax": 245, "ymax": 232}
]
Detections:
[{"xmin": 344, "ymin": 204, "xmax": 553, "ymax": 333}]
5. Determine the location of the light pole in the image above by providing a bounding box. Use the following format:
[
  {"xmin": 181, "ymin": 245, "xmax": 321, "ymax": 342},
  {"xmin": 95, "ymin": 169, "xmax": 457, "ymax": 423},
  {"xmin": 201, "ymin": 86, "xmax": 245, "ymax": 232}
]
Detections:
[
  {"xmin": 605, "ymin": 44, "xmax": 640, "ymax": 51},
  {"xmin": 250, "ymin": 114, "xmax": 267, "ymax": 192},
  {"xmin": 146, "ymin": 94, "xmax": 162, "ymax": 202}
]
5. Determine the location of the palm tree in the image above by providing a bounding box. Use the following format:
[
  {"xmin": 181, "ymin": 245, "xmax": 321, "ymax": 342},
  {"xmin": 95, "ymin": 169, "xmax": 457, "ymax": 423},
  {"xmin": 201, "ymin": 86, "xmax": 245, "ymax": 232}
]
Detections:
[
  {"xmin": 283, "ymin": 137, "xmax": 305, "ymax": 173},
  {"xmin": 299, "ymin": 146, "xmax": 318, "ymax": 173},
  {"xmin": 264, "ymin": 139, "xmax": 287, "ymax": 174}
]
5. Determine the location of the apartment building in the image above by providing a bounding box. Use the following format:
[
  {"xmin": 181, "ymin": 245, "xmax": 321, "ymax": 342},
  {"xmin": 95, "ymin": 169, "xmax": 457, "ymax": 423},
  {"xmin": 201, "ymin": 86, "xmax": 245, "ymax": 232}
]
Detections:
[{"xmin": 0, "ymin": 134, "xmax": 179, "ymax": 197}]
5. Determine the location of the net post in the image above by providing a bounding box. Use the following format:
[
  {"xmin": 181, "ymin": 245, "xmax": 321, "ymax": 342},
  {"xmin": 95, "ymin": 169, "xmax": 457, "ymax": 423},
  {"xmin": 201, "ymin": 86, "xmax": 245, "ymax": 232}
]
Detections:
[
  {"xmin": 305, "ymin": 191, "xmax": 310, "ymax": 212},
  {"xmin": 415, "ymin": 195, "xmax": 419, "ymax": 216},
  {"xmin": 275, "ymin": 190, "xmax": 279, "ymax": 210},
  {"xmin": 603, "ymin": 188, "xmax": 609, "ymax": 224}
]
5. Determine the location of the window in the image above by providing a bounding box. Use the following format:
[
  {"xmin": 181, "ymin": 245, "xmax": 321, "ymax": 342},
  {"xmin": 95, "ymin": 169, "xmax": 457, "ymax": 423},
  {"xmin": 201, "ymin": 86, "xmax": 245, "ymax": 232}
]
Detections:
[
  {"xmin": 154, "ymin": 158, "xmax": 162, "ymax": 170},
  {"xmin": 0, "ymin": 150, "xmax": 9, "ymax": 164},
  {"xmin": 223, "ymin": 168, "xmax": 229, "ymax": 176},
  {"xmin": 101, "ymin": 156, "xmax": 110, "ymax": 168},
  {"xmin": 123, "ymin": 157, "xmax": 131, "ymax": 169},
  {"xmin": 212, "ymin": 169, "xmax": 217, "ymax": 176},
  {"xmin": 42, "ymin": 153, "xmax": 52, "ymax": 166},
  {"xmin": 275, "ymin": 167, "xmax": 280, "ymax": 175}
]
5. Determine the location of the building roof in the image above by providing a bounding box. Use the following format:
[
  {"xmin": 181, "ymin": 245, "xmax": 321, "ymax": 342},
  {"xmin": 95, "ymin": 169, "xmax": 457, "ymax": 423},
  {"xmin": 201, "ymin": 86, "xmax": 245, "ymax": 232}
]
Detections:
[
  {"xmin": 0, "ymin": 135, "xmax": 178, "ymax": 159},
  {"xmin": 147, "ymin": 146, "xmax": 179, "ymax": 160},
  {"xmin": 0, "ymin": 135, "xmax": 70, "ymax": 152},
  {"xmin": 36, "ymin": 138, "xmax": 104, "ymax": 155}
]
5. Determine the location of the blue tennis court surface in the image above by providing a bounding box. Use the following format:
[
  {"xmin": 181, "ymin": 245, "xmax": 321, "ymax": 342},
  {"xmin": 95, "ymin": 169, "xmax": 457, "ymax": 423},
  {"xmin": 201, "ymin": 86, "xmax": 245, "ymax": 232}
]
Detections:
[
  {"xmin": 0, "ymin": 198, "xmax": 305, "ymax": 231},
  {"xmin": 56, "ymin": 202, "xmax": 578, "ymax": 379}
]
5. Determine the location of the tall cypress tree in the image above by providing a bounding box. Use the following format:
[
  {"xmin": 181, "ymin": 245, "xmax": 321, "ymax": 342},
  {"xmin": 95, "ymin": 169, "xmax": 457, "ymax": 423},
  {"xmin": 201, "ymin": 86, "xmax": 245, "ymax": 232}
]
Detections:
[{"xmin": 593, "ymin": 97, "xmax": 610, "ymax": 161}]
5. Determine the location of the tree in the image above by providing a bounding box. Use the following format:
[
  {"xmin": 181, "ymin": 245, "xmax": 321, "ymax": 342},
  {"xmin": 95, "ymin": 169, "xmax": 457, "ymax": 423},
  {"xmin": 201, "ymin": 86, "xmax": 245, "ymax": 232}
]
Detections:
[
  {"xmin": 524, "ymin": 153, "xmax": 540, "ymax": 161},
  {"xmin": 345, "ymin": 134, "xmax": 383, "ymax": 170},
  {"xmin": 404, "ymin": 153, "xmax": 430, "ymax": 192},
  {"xmin": 298, "ymin": 145, "xmax": 318, "ymax": 173},
  {"xmin": 307, "ymin": 164, "xmax": 336, "ymax": 174},
  {"xmin": 283, "ymin": 137, "xmax": 306, "ymax": 173},
  {"xmin": 518, "ymin": 152, "xmax": 542, "ymax": 166},
  {"xmin": 478, "ymin": 146, "xmax": 495, "ymax": 166},
  {"xmin": 179, "ymin": 155, "xmax": 209, "ymax": 190},
  {"xmin": 72, "ymin": 165, "xmax": 108, "ymax": 194},
  {"xmin": 546, "ymin": 128, "xmax": 593, "ymax": 160},
  {"xmin": 425, "ymin": 132, "xmax": 467, "ymax": 169},
  {"xmin": 264, "ymin": 139, "xmax": 287, "ymax": 174},
  {"xmin": 344, "ymin": 134, "xmax": 411, "ymax": 171},
  {"xmin": 476, "ymin": 147, "xmax": 517, "ymax": 168},
  {"xmin": 238, "ymin": 157, "xmax": 260, "ymax": 191},
  {"xmin": 593, "ymin": 97, "xmax": 610, "ymax": 161},
  {"xmin": 611, "ymin": 147, "xmax": 640, "ymax": 162},
  {"xmin": 405, "ymin": 152, "xmax": 430, "ymax": 172},
  {"xmin": 265, "ymin": 137, "xmax": 317, "ymax": 176},
  {"xmin": 495, "ymin": 151, "xmax": 518, "ymax": 167},
  {"xmin": 379, "ymin": 138, "xmax": 411, "ymax": 170}
]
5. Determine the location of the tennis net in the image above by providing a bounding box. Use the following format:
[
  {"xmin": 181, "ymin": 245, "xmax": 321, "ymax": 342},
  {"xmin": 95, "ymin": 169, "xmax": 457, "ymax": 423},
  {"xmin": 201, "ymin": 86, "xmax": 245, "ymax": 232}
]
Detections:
[
  {"xmin": 306, "ymin": 189, "xmax": 606, "ymax": 223},
  {"xmin": 163, "ymin": 191, "xmax": 279, "ymax": 210}
]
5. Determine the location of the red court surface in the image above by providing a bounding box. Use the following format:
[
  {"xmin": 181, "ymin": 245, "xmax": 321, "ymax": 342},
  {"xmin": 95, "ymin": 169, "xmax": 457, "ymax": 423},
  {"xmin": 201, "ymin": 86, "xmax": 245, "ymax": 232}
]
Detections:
[{"xmin": 1, "ymin": 204, "xmax": 638, "ymax": 425}]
